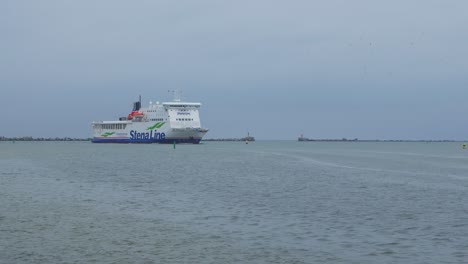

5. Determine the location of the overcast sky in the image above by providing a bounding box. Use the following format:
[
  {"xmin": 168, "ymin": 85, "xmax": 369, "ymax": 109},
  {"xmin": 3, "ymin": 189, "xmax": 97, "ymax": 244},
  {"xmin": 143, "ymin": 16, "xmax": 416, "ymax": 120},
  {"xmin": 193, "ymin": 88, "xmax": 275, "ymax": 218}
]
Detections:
[{"xmin": 1, "ymin": 0, "xmax": 467, "ymax": 140}]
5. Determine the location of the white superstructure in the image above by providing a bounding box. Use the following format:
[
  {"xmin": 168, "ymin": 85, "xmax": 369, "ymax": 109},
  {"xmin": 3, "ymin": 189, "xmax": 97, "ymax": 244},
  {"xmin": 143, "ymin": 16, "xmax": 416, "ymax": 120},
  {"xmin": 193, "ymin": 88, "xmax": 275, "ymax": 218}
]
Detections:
[{"xmin": 91, "ymin": 96, "xmax": 208, "ymax": 143}]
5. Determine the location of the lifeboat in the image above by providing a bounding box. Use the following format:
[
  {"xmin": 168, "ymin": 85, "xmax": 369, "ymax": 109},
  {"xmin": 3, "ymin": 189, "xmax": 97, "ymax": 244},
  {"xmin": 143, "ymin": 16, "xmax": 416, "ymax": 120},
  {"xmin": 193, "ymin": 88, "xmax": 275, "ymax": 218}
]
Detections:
[{"xmin": 127, "ymin": 111, "xmax": 144, "ymax": 120}]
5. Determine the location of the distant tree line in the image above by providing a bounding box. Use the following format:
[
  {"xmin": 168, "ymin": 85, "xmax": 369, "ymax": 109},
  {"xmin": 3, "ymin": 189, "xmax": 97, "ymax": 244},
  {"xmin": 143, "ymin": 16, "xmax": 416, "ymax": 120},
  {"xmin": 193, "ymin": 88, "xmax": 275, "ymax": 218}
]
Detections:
[
  {"xmin": 0, "ymin": 136, "xmax": 91, "ymax": 141},
  {"xmin": 298, "ymin": 137, "xmax": 457, "ymax": 142},
  {"xmin": 202, "ymin": 136, "xmax": 255, "ymax": 142}
]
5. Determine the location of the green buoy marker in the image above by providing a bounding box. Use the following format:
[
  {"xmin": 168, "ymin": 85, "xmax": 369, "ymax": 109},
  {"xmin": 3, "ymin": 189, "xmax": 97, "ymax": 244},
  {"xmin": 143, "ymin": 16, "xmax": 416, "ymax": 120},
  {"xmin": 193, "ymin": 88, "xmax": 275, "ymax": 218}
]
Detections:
[{"xmin": 173, "ymin": 140, "xmax": 176, "ymax": 149}]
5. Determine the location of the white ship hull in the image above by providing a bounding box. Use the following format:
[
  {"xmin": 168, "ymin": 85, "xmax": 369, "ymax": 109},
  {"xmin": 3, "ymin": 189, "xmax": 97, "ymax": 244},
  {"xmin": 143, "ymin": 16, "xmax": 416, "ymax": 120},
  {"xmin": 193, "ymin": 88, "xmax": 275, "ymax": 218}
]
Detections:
[{"xmin": 91, "ymin": 97, "xmax": 208, "ymax": 144}]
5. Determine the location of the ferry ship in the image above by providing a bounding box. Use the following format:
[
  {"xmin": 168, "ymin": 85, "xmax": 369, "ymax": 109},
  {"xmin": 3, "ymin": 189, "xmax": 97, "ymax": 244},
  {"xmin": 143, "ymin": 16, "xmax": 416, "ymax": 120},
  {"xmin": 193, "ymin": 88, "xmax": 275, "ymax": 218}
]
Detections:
[{"xmin": 91, "ymin": 95, "xmax": 208, "ymax": 143}]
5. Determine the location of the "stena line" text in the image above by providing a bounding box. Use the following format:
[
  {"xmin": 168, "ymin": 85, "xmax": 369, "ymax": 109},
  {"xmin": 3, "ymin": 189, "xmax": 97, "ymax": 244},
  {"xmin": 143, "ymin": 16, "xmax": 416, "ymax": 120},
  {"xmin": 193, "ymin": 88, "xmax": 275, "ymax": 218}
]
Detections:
[{"xmin": 129, "ymin": 130, "xmax": 166, "ymax": 140}]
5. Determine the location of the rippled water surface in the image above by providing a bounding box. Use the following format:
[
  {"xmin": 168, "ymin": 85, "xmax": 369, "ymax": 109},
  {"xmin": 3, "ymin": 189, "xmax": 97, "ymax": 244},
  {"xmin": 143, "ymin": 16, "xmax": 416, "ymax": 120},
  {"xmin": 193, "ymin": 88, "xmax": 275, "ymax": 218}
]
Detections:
[{"xmin": 1, "ymin": 141, "xmax": 467, "ymax": 263}]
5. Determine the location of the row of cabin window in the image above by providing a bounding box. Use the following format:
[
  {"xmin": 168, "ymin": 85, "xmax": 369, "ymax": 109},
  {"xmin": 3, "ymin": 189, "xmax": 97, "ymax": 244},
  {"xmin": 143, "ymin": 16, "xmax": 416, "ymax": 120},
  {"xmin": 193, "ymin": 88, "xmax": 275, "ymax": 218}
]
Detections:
[
  {"xmin": 102, "ymin": 124, "xmax": 126, "ymax": 130},
  {"xmin": 168, "ymin": 105, "xmax": 190, "ymax": 108},
  {"xmin": 176, "ymin": 118, "xmax": 194, "ymax": 121},
  {"xmin": 150, "ymin": 118, "xmax": 165, "ymax": 121},
  {"xmin": 168, "ymin": 105, "xmax": 200, "ymax": 109}
]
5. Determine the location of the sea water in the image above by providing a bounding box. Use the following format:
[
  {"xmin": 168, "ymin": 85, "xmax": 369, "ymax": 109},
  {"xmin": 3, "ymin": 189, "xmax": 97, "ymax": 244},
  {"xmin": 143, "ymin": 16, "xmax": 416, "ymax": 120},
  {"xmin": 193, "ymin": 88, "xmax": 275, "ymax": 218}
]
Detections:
[{"xmin": 0, "ymin": 141, "xmax": 467, "ymax": 263}]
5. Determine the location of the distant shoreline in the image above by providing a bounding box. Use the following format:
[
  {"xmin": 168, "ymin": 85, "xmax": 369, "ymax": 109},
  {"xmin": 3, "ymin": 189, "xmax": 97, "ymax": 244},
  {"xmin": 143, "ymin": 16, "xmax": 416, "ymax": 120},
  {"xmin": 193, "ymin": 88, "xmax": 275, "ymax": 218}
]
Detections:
[
  {"xmin": 202, "ymin": 138, "xmax": 463, "ymax": 142},
  {"xmin": 297, "ymin": 137, "xmax": 462, "ymax": 142},
  {"xmin": 0, "ymin": 137, "xmax": 91, "ymax": 142},
  {"xmin": 0, "ymin": 137, "xmax": 464, "ymax": 142},
  {"xmin": 297, "ymin": 139, "xmax": 461, "ymax": 142},
  {"xmin": 202, "ymin": 136, "xmax": 255, "ymax": 142}
]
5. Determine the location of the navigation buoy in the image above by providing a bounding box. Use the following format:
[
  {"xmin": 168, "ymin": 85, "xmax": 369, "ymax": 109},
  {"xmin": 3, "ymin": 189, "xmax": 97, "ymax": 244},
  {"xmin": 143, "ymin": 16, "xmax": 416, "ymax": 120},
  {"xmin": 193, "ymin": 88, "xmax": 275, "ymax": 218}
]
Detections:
[
  {"xmin": 463, "ymin": 143, "xmax": 466, "ymax": 150},
  {"xmin": 173, "ymin": 140, "xmax": 176, "ymax": 149}
]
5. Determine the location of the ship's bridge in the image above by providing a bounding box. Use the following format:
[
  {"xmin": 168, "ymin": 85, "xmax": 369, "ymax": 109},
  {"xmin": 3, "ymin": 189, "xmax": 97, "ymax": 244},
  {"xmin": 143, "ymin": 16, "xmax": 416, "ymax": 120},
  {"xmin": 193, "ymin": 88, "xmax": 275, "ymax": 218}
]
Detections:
[
  {"xmin": 162, "ymin": 102, "xmax": 201, "ymax": 108},
  {"xmin": 163, "ymin": 101, "xmax": 202, "ymax": 129}
]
